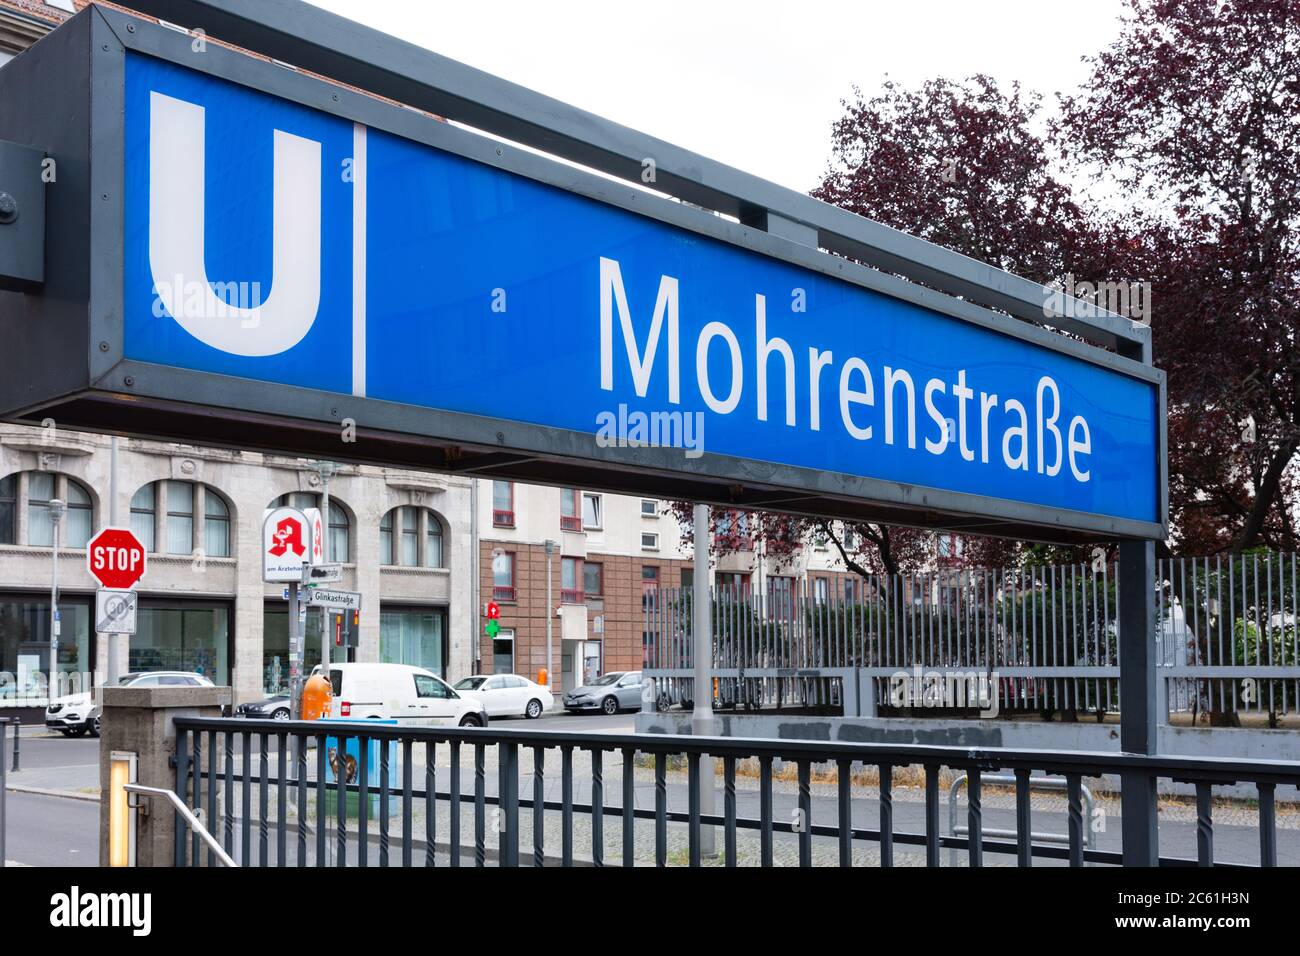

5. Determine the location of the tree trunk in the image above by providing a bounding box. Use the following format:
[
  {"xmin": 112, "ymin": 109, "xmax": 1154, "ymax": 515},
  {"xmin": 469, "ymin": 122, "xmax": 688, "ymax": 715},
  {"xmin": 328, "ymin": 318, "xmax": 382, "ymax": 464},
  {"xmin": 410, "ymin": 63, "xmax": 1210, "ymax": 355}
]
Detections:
[{"xmin": 1232, "ymin": 438, "xmax": 1299, "ymax": 553}]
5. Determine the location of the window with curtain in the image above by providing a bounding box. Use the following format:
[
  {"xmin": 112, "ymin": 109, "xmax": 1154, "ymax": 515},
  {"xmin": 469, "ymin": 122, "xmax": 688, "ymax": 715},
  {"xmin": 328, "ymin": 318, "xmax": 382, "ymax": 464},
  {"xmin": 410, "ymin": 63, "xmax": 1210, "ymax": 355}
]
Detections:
[
  {"xmin": 561, "ymin": 557, "xmax": 581, "ymax": 602},
  {"xmin": 424, "ymin": 515, "xmax": 443, "ymax": 568},
  {"xmin": 400, "ymin": 506, "xmax": 418, "ymax": 566},
  {"xmin": 560, "ymin": 488, "xmax": 581, "ymax": 530},
  {"xmin": 62, "ymin": 479, "xmax": 92, "ymax": 548},
  {"xmin": 379, "ymin": 510, "xmax": 394, "ymax": 565},
  {"xmin": 0, "ymin": 474, "xmax": 14, "ymax": 545},
  {"xmin": 130, "ymin": 483, "xmax": 156, "ymax": 551},
  {"xmin": 26, "ymin": 472, "xmax": 55, "ymax": 546},
  {"xmin": 328, "ymin": 501, "xmax": 348, "ymax": 562},
  {"xmin": 165, "ymin": 480, "xmax": 194, "ymax": 554},
  {"xmin": 23, "ymin": 474, "xmax": 93, "ymax": 548},
  {"xmin": 492, "ymin": 551, "xmax": 515, "ymax": 600},
  {"xmin": 380, "ymin": 506, "xmax": 443, "ymax": 568},
  {"xmin": 583, "ymin": 561, "xmax": 603, "ymax": 596},
  {"xmin": 204, "ymin": 489, "xmax": 230, "ymax": 557},
  {"xmin": 379, "ymin": 607, "xmax": 446, "ymax": 675},
  {"xmin": 492, "ymin": 481, "xmax": 514, "ymax": 526}
]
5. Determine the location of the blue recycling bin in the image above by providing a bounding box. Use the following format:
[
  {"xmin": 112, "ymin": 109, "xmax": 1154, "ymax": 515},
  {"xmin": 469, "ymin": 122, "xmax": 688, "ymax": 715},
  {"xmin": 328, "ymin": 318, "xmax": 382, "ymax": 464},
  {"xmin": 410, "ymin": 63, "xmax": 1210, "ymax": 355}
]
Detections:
[{"xmin": 320, "ymin": 718, "xmax": 399, "ymax": 818}]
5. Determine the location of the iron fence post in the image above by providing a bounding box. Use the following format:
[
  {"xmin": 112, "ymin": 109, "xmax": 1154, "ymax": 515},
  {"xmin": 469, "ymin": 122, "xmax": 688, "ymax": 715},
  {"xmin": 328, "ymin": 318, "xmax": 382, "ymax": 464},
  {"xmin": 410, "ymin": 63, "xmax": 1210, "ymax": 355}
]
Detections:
[{"xmin": 498, "ymin": 741, "xmax": 518, "ymax": 866}]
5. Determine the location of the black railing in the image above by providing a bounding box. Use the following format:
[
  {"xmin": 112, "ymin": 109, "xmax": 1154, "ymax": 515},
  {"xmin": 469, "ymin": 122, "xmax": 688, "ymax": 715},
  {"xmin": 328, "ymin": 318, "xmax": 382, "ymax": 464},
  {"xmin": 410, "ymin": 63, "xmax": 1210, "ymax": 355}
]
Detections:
[{"xmin": 171, "ymin": 717, "xmax": 1300, "ymax": 867}]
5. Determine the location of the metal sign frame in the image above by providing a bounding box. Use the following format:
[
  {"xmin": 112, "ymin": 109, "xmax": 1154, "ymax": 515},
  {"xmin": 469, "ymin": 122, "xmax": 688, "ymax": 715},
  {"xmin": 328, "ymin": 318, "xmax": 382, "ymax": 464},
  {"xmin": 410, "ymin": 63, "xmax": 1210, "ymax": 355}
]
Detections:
[{"xmin": 0, "ymin": 4, "xmax": 1166, "ymax": 543}]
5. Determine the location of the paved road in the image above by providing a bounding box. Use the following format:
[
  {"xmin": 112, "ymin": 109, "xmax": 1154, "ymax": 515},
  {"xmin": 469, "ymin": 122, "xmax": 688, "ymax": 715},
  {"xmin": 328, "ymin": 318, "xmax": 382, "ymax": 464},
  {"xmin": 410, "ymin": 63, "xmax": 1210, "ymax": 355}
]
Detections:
[
  {"xmin": 2, "ymin": 791, "xmax": 98, "ymax": 866},
  {"xmin": 3, "ymin": 731, "xmax": 100, "ymax": 793}
]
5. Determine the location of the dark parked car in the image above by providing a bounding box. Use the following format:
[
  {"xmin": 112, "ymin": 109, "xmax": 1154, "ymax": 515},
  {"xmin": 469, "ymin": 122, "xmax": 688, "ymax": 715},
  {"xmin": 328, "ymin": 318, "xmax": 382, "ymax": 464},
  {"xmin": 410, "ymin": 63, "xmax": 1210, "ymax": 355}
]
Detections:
[{"xmin": 235, "ymin": 693, "xmax": 291, "ymax": 720}]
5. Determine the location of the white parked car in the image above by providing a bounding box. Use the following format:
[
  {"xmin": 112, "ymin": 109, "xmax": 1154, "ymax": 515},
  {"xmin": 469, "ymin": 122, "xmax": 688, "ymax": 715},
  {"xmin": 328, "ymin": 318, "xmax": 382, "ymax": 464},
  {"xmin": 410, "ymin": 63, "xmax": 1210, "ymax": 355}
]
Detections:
[
  {"xmin": 324, "ymin": 663, "xmax": 487, "ymax": 727},
  {"xmin": 45, "ymin": 671, "xmax": 215, "ymax": 737},
  {"xmin": 452, "ymin": 674, "xmax": 554, "ymax": 719}
]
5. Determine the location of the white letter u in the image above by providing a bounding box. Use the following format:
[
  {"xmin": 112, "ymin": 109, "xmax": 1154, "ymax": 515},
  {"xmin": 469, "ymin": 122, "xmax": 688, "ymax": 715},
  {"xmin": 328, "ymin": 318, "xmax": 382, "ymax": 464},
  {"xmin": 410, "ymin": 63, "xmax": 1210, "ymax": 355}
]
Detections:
[{"xmin": 149, "ymin": 91, "xmax": 322, "ymax": 356}]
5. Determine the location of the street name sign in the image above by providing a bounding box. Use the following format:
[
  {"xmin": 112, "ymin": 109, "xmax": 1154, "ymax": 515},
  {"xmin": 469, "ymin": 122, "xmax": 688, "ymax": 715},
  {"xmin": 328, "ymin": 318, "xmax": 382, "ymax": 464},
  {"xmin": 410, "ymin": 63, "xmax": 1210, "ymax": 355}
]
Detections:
[
  {"xmin": 304, "ymin": 589, "xmax": 361, "ymax": 612},
  {"xmin": 308, "ymin": 563, "xmax": 344, "ymax": 584},
  {"xmin": 0, "ymin": 6, "xmax": 1166, "ymax": 543}
]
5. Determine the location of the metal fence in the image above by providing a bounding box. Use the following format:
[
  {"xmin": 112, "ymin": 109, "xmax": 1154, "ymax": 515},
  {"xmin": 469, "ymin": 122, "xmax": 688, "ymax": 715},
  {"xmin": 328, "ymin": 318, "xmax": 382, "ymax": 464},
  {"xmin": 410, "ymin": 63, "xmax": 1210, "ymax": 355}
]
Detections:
[
  {"xmin": 169, "ymin": 717, "xmax": 1300, "ymax": 867},
  {"xmin": 643, "ymin": 551, "xmax": 1300, "ymax": 720}
]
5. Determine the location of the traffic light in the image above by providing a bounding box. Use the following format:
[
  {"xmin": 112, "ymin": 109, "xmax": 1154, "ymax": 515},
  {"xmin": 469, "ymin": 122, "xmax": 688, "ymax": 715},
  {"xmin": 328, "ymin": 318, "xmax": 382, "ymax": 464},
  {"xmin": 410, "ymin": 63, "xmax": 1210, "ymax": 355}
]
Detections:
[{"xmin": 485, "ymin": 601, "xmax": 500, "ymax": 638}]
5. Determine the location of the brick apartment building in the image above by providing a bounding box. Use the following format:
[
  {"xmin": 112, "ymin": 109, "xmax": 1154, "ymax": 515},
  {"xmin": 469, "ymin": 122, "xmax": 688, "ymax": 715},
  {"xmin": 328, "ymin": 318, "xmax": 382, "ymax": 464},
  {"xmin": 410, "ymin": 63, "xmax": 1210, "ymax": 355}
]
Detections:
[{"xmin": 472, "ymin": 480, "xmax": 880, "ymax": 694}]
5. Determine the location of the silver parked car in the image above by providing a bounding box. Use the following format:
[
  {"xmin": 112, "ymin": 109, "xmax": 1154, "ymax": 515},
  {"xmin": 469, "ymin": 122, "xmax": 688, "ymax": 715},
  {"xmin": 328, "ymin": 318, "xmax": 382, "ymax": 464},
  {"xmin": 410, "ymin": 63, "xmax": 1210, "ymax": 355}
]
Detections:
[{"xmin": 562, "ymin": 671, "xmax": 643, "ymax": 715}]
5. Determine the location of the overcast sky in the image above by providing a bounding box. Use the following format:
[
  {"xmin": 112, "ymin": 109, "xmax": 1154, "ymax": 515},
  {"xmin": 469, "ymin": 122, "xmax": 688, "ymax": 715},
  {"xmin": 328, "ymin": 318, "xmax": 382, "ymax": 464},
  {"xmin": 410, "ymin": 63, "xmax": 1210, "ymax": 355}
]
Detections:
[{"xmin": 304, "ymin": 0, "xmax": 1131, "ymax": 194}]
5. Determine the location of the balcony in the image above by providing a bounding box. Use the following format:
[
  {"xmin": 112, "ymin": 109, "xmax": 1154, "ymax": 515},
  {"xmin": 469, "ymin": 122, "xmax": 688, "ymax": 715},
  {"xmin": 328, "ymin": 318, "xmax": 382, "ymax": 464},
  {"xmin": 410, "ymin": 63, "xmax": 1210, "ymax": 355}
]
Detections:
[
  {"xmin": 560, "ymin": 514, "xmax": 582, "ymax": 532},
  {"xmin": 492, "ymin": 509, "xmax": 515, "ymax": 528},
  {"xmin": 492, "ymin": 585, "xmax": 516, "ymax": 602},
  {"xmin": 560, "ymin": 588, "xmax": 584, "ymax": 604}
]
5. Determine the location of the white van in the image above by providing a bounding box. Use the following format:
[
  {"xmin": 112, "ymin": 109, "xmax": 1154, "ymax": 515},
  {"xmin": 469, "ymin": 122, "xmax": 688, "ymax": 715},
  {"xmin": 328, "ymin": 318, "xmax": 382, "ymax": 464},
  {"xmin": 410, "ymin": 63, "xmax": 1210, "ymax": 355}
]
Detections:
[{"xmin": 324, "ymin": 663, "xmax": 488, "ymax": 727}]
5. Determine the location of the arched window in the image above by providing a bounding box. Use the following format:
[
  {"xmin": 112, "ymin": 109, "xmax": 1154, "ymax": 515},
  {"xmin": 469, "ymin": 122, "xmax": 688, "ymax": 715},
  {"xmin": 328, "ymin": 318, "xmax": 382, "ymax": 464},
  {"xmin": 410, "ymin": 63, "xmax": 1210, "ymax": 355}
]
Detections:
[
  {"xmin": 204, "ymin": 490, "xmax": 231, "ymax": 558},
  {"xmin": 164, "ymin": 480, "xmax": 194, "ymax": 554},
  {"xmin": 131, "ymin": 480, "xmax": 231, "ymax": 556},
  {"xmin": 27, "ymin": 472, "xmax": 93, "ymax": 548},
  {"xmin": 425, "ymin": 514, "xmax": 443, "ymax": 568},
  {"xmin": 273, "ymin": 493, "xmax": 350, "ymax": 562},
  {"xmin": 379, "ymin": 509, "xmax": 394, "ymax": 565},
  {"xmin": 63, "ymin": 479, "xmax": 92, "ymax": 548},
  {"xmin": 130, "ymin": 483, "xmax": 156, "ymax": 551},
  {"xmin": 0, "ymin": 473, "xmax": 17, "ymax": 545},
  {"xmin": 380, "ymin": 506, "xmax": 446, "ymax": 568}
]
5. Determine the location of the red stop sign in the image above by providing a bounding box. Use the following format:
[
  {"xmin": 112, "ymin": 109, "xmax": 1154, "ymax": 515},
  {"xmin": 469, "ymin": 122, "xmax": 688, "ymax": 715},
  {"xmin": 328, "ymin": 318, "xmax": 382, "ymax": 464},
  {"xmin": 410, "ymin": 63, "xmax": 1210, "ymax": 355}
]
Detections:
[{"xmin": 86, "ymin": 526, "xmax": 147, "ymax": 589}]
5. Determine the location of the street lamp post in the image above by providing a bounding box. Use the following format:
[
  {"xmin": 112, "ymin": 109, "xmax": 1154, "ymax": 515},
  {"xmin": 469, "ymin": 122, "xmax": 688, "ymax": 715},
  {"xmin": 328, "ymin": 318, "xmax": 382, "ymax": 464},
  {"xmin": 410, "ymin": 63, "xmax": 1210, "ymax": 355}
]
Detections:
[
  {"xmin": 107, "ymin": 436, "xmax": 121, "ymax": 686},
  {"xmin": 48, "ymin": 497, "xmax": 65, "ymax": 705},
  {"xmin": 692, "ymin": 503, "xmax": 716, "ymax": 856},
  {"xmin": 544, "ymin": 539, "xmax": 556, "ymax": 688},
  {"xmin": 316, "ymin": 460, "xmax": 339, "ymax": 673}
]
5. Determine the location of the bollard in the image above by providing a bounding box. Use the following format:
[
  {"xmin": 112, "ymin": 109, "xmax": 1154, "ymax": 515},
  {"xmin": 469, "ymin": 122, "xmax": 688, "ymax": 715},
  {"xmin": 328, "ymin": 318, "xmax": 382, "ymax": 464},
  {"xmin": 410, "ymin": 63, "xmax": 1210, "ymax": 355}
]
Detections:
[{"xmin": 10, "ymin": 718, "xmax": 18, "ymax": 772}]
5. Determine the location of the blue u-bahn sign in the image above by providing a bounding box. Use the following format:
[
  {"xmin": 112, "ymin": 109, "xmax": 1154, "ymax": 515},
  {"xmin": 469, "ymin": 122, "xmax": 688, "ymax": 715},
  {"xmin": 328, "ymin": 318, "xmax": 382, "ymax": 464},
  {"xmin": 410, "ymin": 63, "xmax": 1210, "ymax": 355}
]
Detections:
[{"xmin": 0, "ymin": 7, "xmax": 1165, "ymax": 543}]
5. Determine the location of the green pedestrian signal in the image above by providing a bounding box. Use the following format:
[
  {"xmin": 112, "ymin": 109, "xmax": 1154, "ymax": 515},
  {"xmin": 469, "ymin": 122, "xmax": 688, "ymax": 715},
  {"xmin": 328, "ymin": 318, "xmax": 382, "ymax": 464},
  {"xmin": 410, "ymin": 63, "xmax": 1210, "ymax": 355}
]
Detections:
[{"xmin": 485, "ymin": 618, "xmax": 500, "ymax": 638}]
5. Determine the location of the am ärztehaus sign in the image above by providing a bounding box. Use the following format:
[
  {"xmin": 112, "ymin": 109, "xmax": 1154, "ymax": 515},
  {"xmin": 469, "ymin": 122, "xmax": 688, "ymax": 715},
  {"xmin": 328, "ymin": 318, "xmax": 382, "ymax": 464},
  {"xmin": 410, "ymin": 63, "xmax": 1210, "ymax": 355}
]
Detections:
[{"xmin": 0, "ymin": 5, "xmax": 1166, "ymax": 544}]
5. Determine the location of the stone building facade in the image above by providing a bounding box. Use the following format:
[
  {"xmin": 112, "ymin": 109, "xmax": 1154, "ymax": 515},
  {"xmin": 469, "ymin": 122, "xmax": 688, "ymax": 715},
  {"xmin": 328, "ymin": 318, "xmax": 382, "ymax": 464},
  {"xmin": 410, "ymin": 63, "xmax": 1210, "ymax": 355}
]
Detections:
[{"xmin": 0, "ymin": 423, "xmax": 472, "ymax": 715}]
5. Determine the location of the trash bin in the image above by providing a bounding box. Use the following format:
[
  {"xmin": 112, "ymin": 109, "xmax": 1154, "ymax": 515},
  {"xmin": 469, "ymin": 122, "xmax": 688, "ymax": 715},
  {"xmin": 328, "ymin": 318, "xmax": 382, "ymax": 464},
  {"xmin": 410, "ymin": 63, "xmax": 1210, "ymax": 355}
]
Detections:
[{"xmin": 320, "ymin": 718, "xmax": 399, "ymax": 818}]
